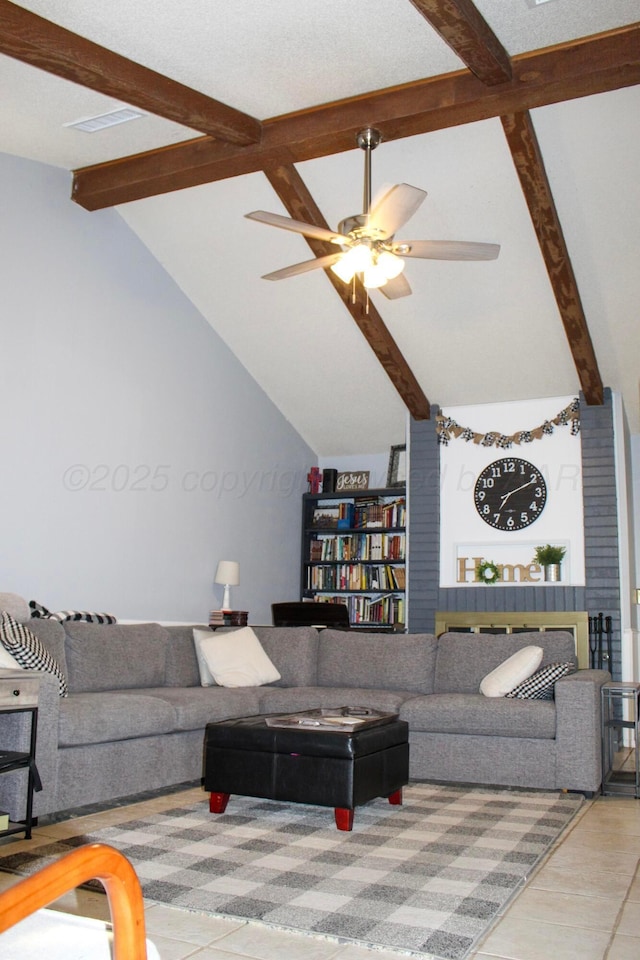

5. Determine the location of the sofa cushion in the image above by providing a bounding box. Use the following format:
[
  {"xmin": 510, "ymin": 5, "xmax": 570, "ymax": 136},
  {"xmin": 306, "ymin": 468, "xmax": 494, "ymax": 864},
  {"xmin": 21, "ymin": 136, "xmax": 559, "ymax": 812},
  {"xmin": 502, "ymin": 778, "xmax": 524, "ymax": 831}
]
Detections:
[
  {"xmin": 434, "ymin": 632, "xmax": 577, "ymax": 694},
  {"xmin": 25, "ymin": 618, "xmax": 68, "ymax": 678},
  {"xmin": 0, "ymin": 593, "xmax": 30, "ymax": 622},
  {"xmin": 137, "ymin": 686, "xmax": 263, "ymax": 730},
  {"xmin": 58, "ymin": 692, "xmax": 177, "ymax": 746},
  {"xmin": 317, "ymin": 630, "xmax": 438, "ymax": 695},
  {"xmin": 192, "ymin": 627, "xmax": 281, "ymax": 687},
  {"xmin": 480, "ymin": 646, "xmax": 543, "ymax": 698},
  {"xmin": 63, "ymin": 622, "xmax": 170, "ymax": 693},
  {"xmin": 257, "ymin": 685, "xmax": 415, "ymax": 716},
  {"xmin": 249, "ymin": 627, "xmax": 320, "ymax": 687},
  {"xmin": 164, "ymin": 626, "xmax": 201, "ymax": 687},
  {"xmin": 399, "ymin": 693, "xmax": 557, "ymax": 739}
]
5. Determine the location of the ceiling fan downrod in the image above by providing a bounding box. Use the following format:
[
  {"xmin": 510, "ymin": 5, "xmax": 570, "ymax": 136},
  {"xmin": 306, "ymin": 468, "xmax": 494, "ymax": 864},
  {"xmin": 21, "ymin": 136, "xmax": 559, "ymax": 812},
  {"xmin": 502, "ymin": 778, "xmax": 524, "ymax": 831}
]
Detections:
[{"xmin": 356, "ymin": 128, "xmax": 382, "ymax": 218}]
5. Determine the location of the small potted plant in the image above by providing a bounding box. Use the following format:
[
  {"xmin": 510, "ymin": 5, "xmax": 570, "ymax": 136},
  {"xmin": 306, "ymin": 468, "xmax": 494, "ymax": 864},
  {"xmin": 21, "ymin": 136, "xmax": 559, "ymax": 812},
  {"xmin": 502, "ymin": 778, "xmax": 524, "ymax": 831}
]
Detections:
[{"xmin": 533, "ymin": 544, "xmax": 567, "ymax": 582}]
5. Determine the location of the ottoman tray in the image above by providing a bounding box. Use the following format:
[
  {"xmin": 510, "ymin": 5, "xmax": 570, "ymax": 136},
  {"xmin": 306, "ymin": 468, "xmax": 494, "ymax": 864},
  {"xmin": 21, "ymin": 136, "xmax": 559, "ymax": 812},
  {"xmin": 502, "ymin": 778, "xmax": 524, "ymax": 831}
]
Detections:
[{"xmin": 203, "ymin": 712, "xmax": 409, "ymax": 831}]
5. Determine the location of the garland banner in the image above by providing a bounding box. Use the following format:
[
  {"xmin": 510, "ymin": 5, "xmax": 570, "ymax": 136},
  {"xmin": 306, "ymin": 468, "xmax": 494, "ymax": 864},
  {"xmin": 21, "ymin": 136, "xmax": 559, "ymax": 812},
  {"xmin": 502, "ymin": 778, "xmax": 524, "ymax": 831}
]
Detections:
[{"xmin": 436, "ymin": 398, "xmax": 580, "ymax": 447}]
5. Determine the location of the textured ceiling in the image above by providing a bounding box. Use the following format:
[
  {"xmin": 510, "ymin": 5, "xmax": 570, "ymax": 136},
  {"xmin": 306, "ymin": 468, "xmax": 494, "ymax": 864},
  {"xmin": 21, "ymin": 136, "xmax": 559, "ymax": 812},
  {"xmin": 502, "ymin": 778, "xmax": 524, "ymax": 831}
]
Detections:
[{"xmin": 1, "ymin": 1, "xmax": 639, "ymax": 453}]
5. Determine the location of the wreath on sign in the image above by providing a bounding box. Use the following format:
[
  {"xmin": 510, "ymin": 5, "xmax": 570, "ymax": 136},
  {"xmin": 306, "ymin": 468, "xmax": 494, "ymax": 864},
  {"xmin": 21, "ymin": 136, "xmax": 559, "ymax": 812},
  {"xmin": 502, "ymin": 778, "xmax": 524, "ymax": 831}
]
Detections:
[
  {"xmin": 436, "ymin": 398, "xmax": 580, "ymax": 447},
  {"xmin": 476, "ymin": 560, "xmax": 500, "ymax": 585}
]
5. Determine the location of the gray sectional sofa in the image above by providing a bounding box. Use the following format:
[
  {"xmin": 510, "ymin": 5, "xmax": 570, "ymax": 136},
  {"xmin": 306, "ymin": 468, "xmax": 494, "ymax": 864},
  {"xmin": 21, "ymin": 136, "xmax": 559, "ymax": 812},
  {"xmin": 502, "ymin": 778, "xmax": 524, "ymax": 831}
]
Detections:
[{"xmin": 0, "ymin": 620, "xmax": 609, "ymax": 821}]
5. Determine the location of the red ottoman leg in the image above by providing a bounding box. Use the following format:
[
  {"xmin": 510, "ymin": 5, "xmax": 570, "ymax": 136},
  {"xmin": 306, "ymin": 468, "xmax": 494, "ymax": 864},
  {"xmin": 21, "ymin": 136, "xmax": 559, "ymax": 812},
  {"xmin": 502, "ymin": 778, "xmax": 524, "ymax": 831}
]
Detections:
[
  {"xmin": 335, "ymin": 807, "xmax": 354, "ymax": 831},
  {"xmin": 209, "ymin": 792, "xmax": 230, "ymax": 814},
  {"xmin": 388, "ymin": 788, "xmax": 403, "ymax": 805}
]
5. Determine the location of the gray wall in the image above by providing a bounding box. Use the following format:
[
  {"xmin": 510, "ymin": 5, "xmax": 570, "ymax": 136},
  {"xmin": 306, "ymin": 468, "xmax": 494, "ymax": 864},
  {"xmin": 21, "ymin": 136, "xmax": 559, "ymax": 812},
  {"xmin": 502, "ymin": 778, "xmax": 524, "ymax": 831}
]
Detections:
[
  {"xmin": 0, "ymin": 153, "xmax": 314, "ymax": 623},
  {"xmin": 408, "ymin": 391, "xmax": 624, "ymax": 678},
  {"xmin": 632, "ymin": 434, "xmax": 640, "ymax": 638}
]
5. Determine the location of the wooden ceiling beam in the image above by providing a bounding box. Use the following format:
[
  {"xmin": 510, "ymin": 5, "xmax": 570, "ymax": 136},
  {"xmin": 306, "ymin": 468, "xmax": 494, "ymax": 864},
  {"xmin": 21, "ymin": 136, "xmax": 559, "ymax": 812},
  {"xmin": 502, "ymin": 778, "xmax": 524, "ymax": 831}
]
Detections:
[
  {"xmin": 0, "ymin": 0, "xmax": 261, "ymax": 146},
  {"xmin": 408, "ymin": 0, "xmax": 512, "ymax": 84},
  {"xmin": 501, "ymin": 111, "xmax": 603, "ymax": 406},
  {"xmin": 262, "ymin": 164, "xmax": 431, "ymax": 421},
  {"xmin": 71, "ymin": 23, "xmax": 640, "ymax": 210}
]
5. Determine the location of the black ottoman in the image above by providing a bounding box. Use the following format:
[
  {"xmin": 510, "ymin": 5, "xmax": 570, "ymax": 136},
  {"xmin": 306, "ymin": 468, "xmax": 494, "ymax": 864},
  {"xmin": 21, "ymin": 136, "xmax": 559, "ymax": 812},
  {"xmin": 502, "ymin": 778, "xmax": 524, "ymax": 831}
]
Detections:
[{"xmin": 204, "ymin": 714, "xmax": 409, "ymax": 831}]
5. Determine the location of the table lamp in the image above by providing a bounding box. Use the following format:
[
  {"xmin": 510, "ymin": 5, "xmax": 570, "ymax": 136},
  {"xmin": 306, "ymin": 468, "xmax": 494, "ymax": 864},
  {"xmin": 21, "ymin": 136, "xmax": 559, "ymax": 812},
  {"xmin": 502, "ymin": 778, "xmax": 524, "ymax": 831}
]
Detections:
[{"xmin": 215, "ymin": 560, "xmax": 240, "ymax": 611}]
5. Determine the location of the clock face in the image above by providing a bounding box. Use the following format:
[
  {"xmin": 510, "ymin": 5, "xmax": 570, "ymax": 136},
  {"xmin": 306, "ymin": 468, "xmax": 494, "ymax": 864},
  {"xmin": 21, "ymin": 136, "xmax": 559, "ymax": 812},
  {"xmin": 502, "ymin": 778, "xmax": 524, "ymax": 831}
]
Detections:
[{"xmin": 474, "ymin": 458, "xmax": 547, "ymax": 531}]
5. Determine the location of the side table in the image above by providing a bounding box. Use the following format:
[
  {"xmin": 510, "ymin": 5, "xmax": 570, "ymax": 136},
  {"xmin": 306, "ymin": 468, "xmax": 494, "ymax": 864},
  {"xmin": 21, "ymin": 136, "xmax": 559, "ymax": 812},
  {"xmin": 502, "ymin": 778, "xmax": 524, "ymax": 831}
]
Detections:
[
  {"xmin": 0, "ymin": 674, "xmax": 43, "ymax": 839},
  {"xmin": 601, "ymin": 681, "xmax": 640, "ymax": 798}
]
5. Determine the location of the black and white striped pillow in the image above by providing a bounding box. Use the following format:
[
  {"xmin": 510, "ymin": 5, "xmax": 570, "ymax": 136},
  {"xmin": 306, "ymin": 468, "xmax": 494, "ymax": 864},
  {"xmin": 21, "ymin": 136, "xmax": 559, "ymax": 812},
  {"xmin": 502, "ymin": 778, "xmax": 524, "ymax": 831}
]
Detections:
[
  {"xmin": 28, "ymin": 600, "xmax": 51, "ymax": 619},
  {"xmin": 505, "ymin": 661, "xmax": 574, "ymax": 700},
  {"xmin": 49, "ymin": 610, "xmax": 117, "ymax": 624},
  {"xmin": 29, "ymin": 600, "xmax": 116, "ymax": 624},
  {"xmin": 0, "ymin": 612, "xmax": 68, "ymax": 697}
]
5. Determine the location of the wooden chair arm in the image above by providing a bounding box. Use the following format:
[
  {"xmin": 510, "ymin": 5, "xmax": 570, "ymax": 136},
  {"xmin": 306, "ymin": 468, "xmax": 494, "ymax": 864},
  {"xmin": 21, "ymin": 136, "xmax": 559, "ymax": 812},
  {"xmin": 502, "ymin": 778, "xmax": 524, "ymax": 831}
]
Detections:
[{"xmin": 0, "ymin": 842, "xmax": 148, "ymax": 960}]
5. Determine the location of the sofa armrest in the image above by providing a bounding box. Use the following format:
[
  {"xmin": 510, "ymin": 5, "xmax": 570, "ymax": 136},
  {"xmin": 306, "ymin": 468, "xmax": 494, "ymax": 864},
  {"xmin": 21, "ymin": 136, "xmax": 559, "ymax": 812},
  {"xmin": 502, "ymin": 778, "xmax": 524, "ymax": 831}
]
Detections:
[
  {"xmin": 0, "ymin": 670, "xmax": 60, "ymax": 820},
  {"xmin": 554, "ymin": 668, "xmax": 610, "ymax": 793}
]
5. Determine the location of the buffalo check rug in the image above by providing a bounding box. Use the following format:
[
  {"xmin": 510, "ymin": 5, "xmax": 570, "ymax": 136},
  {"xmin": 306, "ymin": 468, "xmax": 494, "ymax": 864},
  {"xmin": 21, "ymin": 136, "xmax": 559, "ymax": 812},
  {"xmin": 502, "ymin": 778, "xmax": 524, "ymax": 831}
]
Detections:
[{"xmin": 0, "ymin": 783, "xmax": 582, "ymax": 960}]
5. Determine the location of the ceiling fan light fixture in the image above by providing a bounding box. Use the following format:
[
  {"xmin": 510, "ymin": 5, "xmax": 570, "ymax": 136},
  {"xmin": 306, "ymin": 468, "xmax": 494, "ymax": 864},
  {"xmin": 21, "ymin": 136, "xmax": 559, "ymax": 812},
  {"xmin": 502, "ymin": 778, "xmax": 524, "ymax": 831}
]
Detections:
[
  {"xmin": 362, "ymin": 262, "xmax": 389, "ymax": 289},
  {"xmin": 330, "ymin": 257, "xmax": 355, "ymax": 284},
  {"xmin": 331, "ymin": 243, "xmax": 372, "ymax": 283},
  {"xmin": 377, "ymin": 250, "xmax": 405, "ymax": 280}
]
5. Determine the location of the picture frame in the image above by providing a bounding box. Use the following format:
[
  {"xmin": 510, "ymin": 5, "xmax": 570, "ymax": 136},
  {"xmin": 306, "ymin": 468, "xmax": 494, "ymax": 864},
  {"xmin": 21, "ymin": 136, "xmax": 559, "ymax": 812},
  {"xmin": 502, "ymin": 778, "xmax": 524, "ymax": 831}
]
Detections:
[{"xmin": 387, "ymin": 444, "xmax": 406, "ymax": 488}]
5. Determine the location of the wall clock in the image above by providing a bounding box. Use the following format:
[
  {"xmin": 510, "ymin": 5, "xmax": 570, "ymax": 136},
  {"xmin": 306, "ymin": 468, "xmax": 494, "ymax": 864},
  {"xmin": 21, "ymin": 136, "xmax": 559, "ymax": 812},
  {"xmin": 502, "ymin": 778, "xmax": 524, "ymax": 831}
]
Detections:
[{"xmin": 474, "ymin": 457, "xmax": 547, "ymax": 531}]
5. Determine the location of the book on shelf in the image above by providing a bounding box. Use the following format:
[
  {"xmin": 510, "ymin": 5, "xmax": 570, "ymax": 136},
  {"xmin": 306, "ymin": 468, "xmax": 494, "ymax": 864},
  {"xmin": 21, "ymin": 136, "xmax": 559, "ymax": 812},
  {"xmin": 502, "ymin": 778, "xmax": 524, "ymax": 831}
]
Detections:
[
  {"xmin": 307, "ymin": 560, "xmax": 405, "ymax": 589},
  {"xmin": 307, "ymin": 531, "xmax": 406, "ymax": 563},
  {"xmin": 312, "ymin": 506, "xmax": 340, "ymax": 528},
  {"xmin": 305, "ymin": 592, "xmax": 404, "ymax": 627},
  {"xmin": 309, "ymin": 541, "xmax": 324, "ymax": 561},
  {"xmin": 0, "ymin": 811, "xmax": 9, "ymax": 831},
  {"xmin": 309, "ymin": 496, "xmax": 405, "ymax": 531},
  {"xmin": 306, "ymin": 563, "xmax": 406, "ymax": 592},
  {"xmin": 337, "ymin": 502, "xmax": 355, "ymax": 528}
]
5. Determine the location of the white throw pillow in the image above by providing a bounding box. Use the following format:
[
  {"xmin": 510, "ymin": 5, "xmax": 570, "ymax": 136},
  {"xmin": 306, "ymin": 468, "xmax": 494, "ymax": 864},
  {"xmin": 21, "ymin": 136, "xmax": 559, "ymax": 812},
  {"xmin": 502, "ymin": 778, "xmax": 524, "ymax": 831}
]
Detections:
[
  {"xmin": 193, "ymin": 628, "xmax": 217, "ymax": 686},
  {"xmin": 480, "ymin": 645, "xmax": 543, "ymax": 698},
  {"xmin": 192, "ymin": 626, "xmax": 281, "ymax": 688}
]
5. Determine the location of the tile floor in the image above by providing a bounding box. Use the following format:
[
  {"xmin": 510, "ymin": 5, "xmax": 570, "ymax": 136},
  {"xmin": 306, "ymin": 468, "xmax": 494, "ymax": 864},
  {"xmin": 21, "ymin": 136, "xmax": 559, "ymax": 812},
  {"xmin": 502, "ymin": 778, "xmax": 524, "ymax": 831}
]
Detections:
[{"xmin": 0, "ymin": 783, "xmax": 639, "ymax": 960}]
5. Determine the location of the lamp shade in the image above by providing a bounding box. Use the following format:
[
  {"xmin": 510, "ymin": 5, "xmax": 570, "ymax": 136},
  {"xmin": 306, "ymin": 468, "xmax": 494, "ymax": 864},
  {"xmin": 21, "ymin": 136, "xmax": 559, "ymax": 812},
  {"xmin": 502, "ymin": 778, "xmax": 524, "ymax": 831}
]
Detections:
[{"xmin": 215, "ymin": 560, "xmax": 240, "ymax": 586}]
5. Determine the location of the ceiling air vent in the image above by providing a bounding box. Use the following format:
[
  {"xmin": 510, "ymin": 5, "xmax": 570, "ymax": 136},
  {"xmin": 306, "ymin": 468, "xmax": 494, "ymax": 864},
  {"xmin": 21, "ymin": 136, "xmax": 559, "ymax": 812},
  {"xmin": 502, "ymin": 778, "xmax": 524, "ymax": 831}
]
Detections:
[{"xmin": 64, "ymin": 107, "xmax": 145, "ymax": 133}]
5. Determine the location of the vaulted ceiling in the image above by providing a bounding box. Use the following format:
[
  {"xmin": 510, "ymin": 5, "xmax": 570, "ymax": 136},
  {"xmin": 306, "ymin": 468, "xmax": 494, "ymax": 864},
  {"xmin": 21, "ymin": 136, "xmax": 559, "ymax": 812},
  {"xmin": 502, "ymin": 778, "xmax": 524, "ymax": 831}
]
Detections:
[{"xmin": 2, "ymin": 1, "xmax": 639, "ymax": 453}]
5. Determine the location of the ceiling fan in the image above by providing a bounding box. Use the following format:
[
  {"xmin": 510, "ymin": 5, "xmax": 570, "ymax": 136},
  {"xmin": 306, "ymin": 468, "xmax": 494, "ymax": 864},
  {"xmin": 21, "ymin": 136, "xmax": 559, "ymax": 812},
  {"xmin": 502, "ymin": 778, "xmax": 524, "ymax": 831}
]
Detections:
[{"xmin": 245, "ymin": 128, "xmax": 500, "ymax": 300}]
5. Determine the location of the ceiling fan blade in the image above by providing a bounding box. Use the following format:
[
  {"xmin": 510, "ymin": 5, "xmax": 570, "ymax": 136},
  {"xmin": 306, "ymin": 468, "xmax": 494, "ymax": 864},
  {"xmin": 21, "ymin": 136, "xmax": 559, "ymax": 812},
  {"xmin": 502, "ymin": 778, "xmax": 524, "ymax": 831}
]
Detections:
[
  {"xmin": 262, "ymin": 252, "xmax": 343, "ymax": 281},
  {"xmin": 380, "ymin": 273, "xmax": 413, "ymax": 300},
  {"xmin": 246, "ymin": 210, "xmax": 344, "ymax": 245},
  {"xmin": 368, "ymin": 184, "xmax": 427, "ymax": 239},
  {"xmin": 392, "ymin": 240, "xmax": 500, "ymax": 261}
]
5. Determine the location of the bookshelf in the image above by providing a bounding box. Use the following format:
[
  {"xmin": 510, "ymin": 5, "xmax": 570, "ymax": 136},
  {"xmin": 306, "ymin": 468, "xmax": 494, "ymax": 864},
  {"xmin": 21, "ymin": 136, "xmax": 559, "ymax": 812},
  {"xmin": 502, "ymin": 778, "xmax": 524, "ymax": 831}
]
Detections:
[{"xmin": 301, "ymin": 487, "xmax": 406, "ymax": 630}]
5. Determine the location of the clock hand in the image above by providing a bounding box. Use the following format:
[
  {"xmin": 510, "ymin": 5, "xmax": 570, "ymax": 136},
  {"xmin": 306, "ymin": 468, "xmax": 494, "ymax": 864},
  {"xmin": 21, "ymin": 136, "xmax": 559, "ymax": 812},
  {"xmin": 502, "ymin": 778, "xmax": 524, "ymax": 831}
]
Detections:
[{"xmin": 499, "ymin": 478, "xmax": 536, "ymax": 506}]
